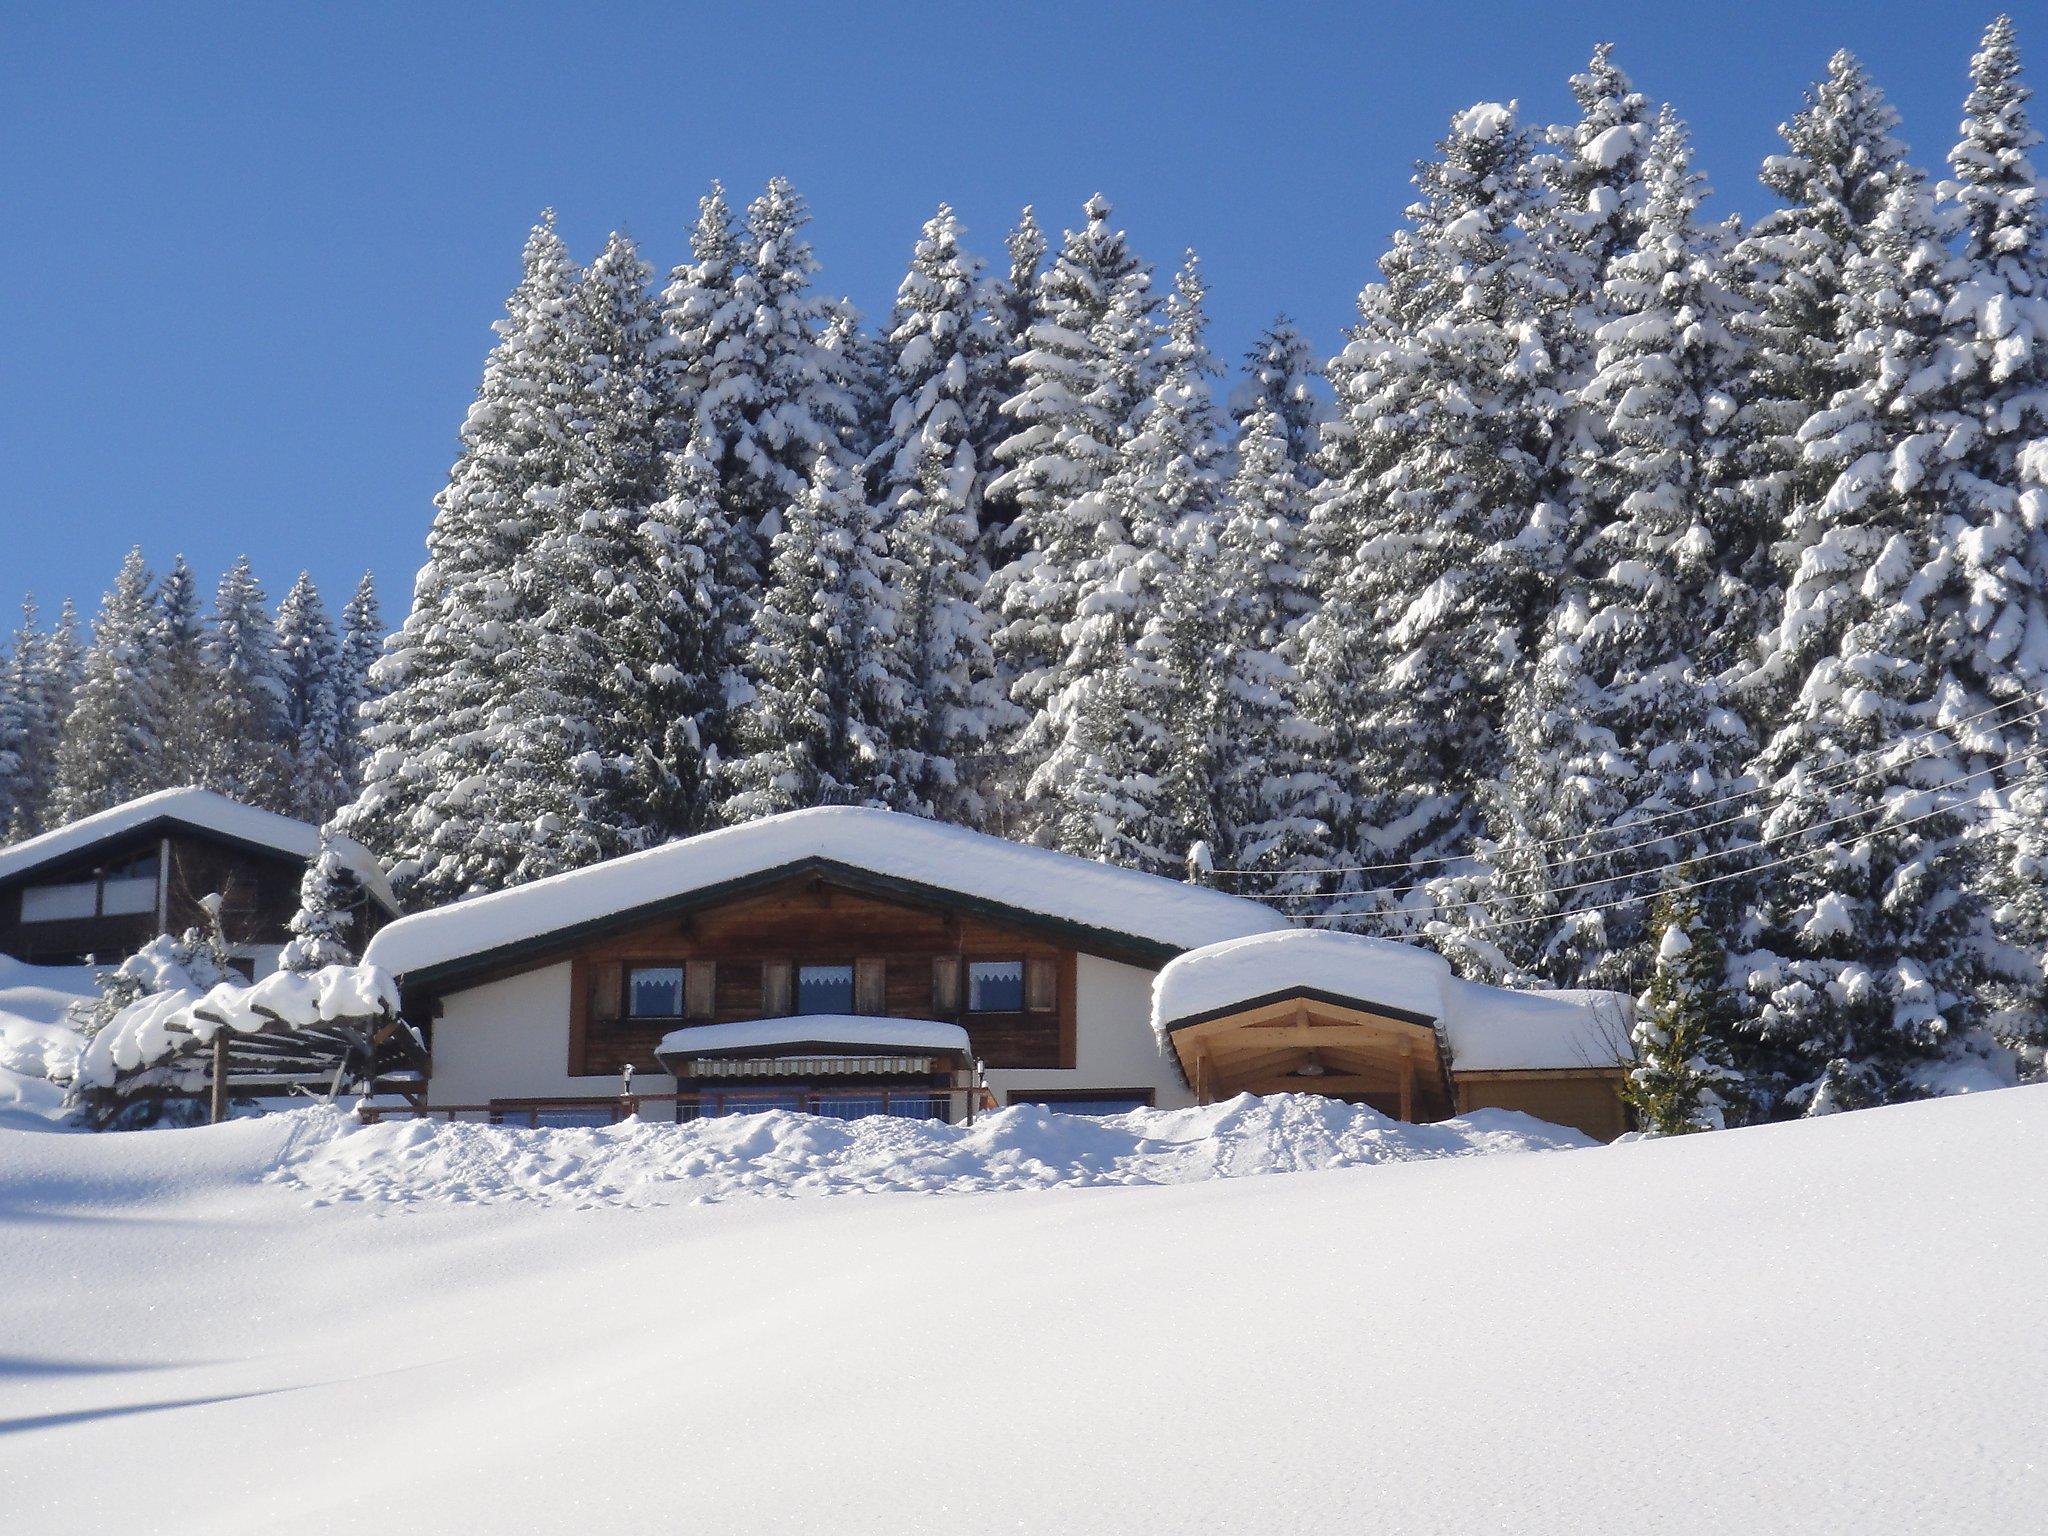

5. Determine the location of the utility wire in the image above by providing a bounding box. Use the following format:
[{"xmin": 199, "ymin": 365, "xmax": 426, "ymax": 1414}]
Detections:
[{"xmin": 1211, "ymin": 693, "xmax": 2048, "ymax": 880}]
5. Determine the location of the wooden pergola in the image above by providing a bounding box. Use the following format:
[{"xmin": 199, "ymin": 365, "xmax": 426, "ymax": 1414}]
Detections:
[{"xmin": 1163, "ymin": 992, "xmax": 1456, "ymax": 1123}]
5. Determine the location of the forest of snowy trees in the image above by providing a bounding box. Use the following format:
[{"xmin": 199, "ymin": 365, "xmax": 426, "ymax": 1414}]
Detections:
[
  {"xmin": 0, "ymin": 558, "xmax": 381, "ymax": 832},
  {"xmin": 5, "ymin": 17, "xmax": 2045, "ymax": 1129}
]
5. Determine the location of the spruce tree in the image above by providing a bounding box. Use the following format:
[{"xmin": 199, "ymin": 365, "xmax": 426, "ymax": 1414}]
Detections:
[
  {"xmin": 0, "ymin": 601, "xmax": 38, "ymax": 839},
  {"xmin": 274, "ymin": 572, "xmax": 347, "ymax": 822},
  {"xmin": 335, "ymin": 572, "xmax": 382, "ymax": 800},
  {"xmin": 723, "ymin": 451, "xmax": 900, "ymax": 820},
  {"xmin": 1454, "ymin": 111, "xmax": 1750, "ymax": 990},
  {"xmin": 1729, "ymin": 52, "xmax": 1915, "ymax": 711},
  {"xmin": 20, "ymin": 601, "xmax": 80, "ymax": 832},
  {"xmin": 54, "ymin": 549, "xmax": 167, "ymax": 821},
  {"xmin": 975, "ymin": 206, "xmax": 1048, "ymax": 564},
  {"xmin": 338, "ymin": 213, "xmax": 588, "ymax": 904},
  {"xmin": 1626, "ymin": 887, "xmax": 1743, "ymax": 1134},
  {"xmin": 1035, "ymin": 254, "xmax": 1216, "ymax": 872},
  {"xmin": 1231, "ymin": 319, "xmax": 1325, "ymax": 482},
  {"xmin": 198, "ymin": 557, "xmax": 290, "ymax": 811},
  {"xmin": 492, "ymin": 229, "xmax": 670, "ymax": 879},
  {"xmin": 1295, "ymin": 102, "xmax": 1563, "ymax": 920},
  {"xmin": 871, "ymin": 206, "xmax": 1010, "ymax": 822},
  {"xmin": 986, "ymin": 195, "xmax": 1159, "ymax": 799},
  {"xmin": 153, "ymin": 556, "xmax": 209, "ymax": 787},
  {"xmin": 1742, "ymin": 178, "xmax": 2007, "ymax": 1113},
  {"xmin": 280, "ymin": 833, "xmax": 363, "ymax": 971}
]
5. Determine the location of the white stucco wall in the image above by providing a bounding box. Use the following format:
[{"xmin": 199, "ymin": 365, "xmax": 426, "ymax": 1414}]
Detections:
[
  {"xmin": 427, "ymin": 962, "xmax": 674, "ymax": 1108},
  {"xmin": 425, "ymin": 951, "xmax": 1188, "ymax": 1112},
  {"xmin": 985, "ymin": 953, "xmax": 1191, "ymax": 1110}
]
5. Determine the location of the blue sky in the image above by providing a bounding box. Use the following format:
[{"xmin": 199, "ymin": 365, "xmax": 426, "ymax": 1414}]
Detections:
[{"xmin": 0, "ymin": 1, "xmax": 2012, "ymax": 627}]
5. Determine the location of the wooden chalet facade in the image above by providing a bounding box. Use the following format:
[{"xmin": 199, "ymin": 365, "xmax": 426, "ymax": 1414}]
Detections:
[
  {"xmin": 361, "ymin": 808, "xmax": 1635, "ymax": 1139},
  {"xmin": 0, "ymin": 788, "xmax": 397, "ymax": 975}
]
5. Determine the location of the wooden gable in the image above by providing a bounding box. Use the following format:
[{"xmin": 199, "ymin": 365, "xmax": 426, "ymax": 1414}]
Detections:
[{"xmin": 554, "ymin": 874, "xmax": 1082, "ymax": 1080}]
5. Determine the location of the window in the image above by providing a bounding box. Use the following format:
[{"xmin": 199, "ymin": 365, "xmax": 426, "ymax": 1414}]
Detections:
[
  {"xmin": 20, "ymin": 882, "xmax": 98, "ymax": 922},
  {"xmin": 628, "ymin": 966, "xmax": 685, "ymax": 1018},
  {"xmin": 967, "ymin": 960, "xmax": 1025, "ymax": 1012},
  {"xmin": 796, "ymin": 964, "xmax": 855, "ymax": 1014}
]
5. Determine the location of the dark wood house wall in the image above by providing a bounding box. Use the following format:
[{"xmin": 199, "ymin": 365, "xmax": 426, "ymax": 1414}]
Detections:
[
  {"xmin": 0, "ymin": 827, "xmax": 388, "ymax": 967},
  {"xmin": 533, "ymin": 877, "xmax": 1083, "ymax": 1081}
]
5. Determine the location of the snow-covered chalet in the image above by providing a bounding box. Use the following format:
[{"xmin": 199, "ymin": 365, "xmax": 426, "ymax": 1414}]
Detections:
[
  {"xmin": 0, "ymin": 787, "xmax": 397, "ymax": 976},
  {"xmin": 361, "ymin": 807, "xmax": 1634, "ymax": 1139}
]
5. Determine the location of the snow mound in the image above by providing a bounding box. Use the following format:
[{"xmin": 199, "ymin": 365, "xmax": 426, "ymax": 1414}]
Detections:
[
  {"xmin": 269, "ymin": 1094, "xmax": 1593, "ymax": 1209},
  {"xmin": 0, "ymin": 956, "xmax": 96, "ymax": 1130}
]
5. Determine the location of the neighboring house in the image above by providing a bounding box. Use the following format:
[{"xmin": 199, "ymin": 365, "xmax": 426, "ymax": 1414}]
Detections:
[
  {"xmin": 360, "ymin": 807, "xmax": 1634, "ymax": 1139},
  {"xmin": 0, "ymin": 787, "xmax": 397, "ymax": 977}
]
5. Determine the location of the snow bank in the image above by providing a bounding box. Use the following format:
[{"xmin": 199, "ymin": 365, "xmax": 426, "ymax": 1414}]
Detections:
[
  {"xmin": 72, "ymin": 963, "xmax": 400, "ymax": 1090},
  {"xmin": 0, "ymin": 957, "xmax": 96, "ymax": 1129},
  {"xmin": 655, "ymin": 1014, "xmax": 972, "ymax": 1058},
  {"xmin": 0, "ymin": 785, "xmax": 397, "ymax": 912},
  {"xmin": 270, "ymin": 1093, "xmax": 1592, "ymax": 1209},
  {"xmin": 1152, "ymin": 928, "xmax": 1631, "ymax": 1072},
  {"xmin": 364, "ymin": 805, "xmax": 1289, "ymax": 979},
  {"xmin": 2, "ymin": 1085, "xmax": 2042, "ymax": 1534}
]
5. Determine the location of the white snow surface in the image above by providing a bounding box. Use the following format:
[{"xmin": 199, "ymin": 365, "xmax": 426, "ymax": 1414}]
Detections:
[
  {"xmin": 1, "ymin": 1086, "xmax": 2042, "ymax": 1532},
  {"xmin": 1153, "ymin": 928, "xmax": 1632, "ymax": 1072},
  {"xmin": 0, "ymin": 958, "xmax": 95, "ymax": 1130},
  {"xmin": 363, "ymin": 805, "xmax": 1290, "ymax": 978},
  {"xmin": 655, "ymin": 1014, "xmax": 972, "ymax": 1058},
  {"xmin": 0, "ymin": 786, "xmax": 398, "ymax": 914}
]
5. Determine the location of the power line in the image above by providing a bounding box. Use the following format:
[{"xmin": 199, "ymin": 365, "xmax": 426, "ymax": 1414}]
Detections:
[
  {"xmin": 1300, "ymin": 769, "xmax": 2046, "ymax": 937},
  {"xmin": 1212, "ymin": 693, "xmax": 2048, "ymax": 880},
  {"xmin": 1225, "ymin": 736, "xmax": 2039, "ymax": 906}
]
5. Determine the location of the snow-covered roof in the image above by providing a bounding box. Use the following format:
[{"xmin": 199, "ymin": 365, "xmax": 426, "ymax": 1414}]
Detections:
[
  {"xmin": 364, "ymin": 807, "xmax": 1290, "ymax": 982},
  {"xmin": 0, "ymin": 787, "xmax": 398, "ymax": 915},
  {"xmin": 1151, "ymin": 929, "xmax": 1632, "ymax": 1074},
  {"xmin": 655, "ymin": 1016, "xmax": 972, "ymax": 1059}
]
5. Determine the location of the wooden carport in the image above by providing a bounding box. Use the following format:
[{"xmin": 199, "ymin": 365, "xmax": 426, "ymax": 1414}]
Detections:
[{"xmin": 1162, "ymin": 991, "xmax": 1456, "ymax": 1123}]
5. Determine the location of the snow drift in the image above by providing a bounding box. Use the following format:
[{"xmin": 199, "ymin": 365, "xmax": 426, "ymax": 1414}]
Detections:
[{"xmin": 1, "ymin": 1086, "xmax": 2042, "ymax": 1534}]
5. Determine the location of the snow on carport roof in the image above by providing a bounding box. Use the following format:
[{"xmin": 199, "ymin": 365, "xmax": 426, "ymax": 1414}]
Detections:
[
  {"xmin": 0, "ymin": 786, "xmax": 398, "ymax": 915},
  {"xmin": 363, "ymin": 806, "xmax": 1290, "ymax": 981},
  {"xmin": 1152, "ymin": 928, "xmax": 1633, "ymax": 1073}
]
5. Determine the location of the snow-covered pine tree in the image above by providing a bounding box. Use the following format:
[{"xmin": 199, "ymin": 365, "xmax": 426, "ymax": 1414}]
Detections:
[
  {"xmin": 337, "ymin": 213, "xmax": 588, "ymax": 905},
  {"xmin": 722, "ymin": 450, "xmax": 901, "ymax": 820},
  {"xmin": 1034, "ymin": 253, "xmax": 1216, "ymax": 873},
  {"xmin": 1202, "ymin": 400, "xmax": 1323, "ymax": 891},
  {"xmin": 1231, "ymin": 318, "xmax": 1325, "ymax": 483},
  {"xmin": 152, "ymin": 556, "xmax": 209, "ymax": 788},
  {"xmin": 1728, "ymin": 52, "xmax": 1916, "ymax": 715},
  {"xmin": 279, "ymin": 832, "xmax": 364, "ymax": 971},
  {"xmin": 695, "ymin": 180, "xmax": 857, "ymax": 587},
  {"xmin": 53, "ymin": 549, "xmax": 167, "ymax": 821},
  {"xmin": 16, "ymin": 600, "xmax": 80, "ymax": 834},
  {"xmin": 975, "ymin": 205, "xmax": 1048, "ymax": 565},
  {"xmin": 1741, "ymin": 175, "xmax": 2011, "ymax": 1114},
  {"xmin": 0, "ymin": 601, "xmax": 38, "ymax": 839},
  {"xmin": 334, "ymin": 572, "xmax": 382, "ymax": 800},
  {"xmin": 658, "ymin": 180, "xmax": 742, "ymax": 442},
  {"xmin": 1626, "ymin": 886, "xmax": 1743, "ymax": 1134},
  {"xmin": 274, "ymin": 572, "xmax": 348, "ymax": 822},
  {"xmin": 871, "ymin": 206, "xmax": 1011, "ymax": 823},
  {"xmin": 1294, "ymin": 102, "xmax": 1564, "ymax": 921},
  {"xmin": 490, "ymin": 229, "xmax": 670, "ymax": 879},
  {"xmin": 823, "ymin": 300, "xmax": 891, "ymax": 470},
  {"xmin": 986, "ymin": 195, "xmax": 1159, "ymax": 806},
  {"xmin": 1447, "ymin": 110, "xmax": 1750, "ymax": 992},
  {"xmin": 639, "ymin": 427, "xmax": 746, "ymax": 836},
  {"xmin": 197, "ymin": 557, "xmax": 290, "ymax": 811},
  {"xmin": 1941, "ymin": 15, "xmax": 2048, "ymax": 1073}
]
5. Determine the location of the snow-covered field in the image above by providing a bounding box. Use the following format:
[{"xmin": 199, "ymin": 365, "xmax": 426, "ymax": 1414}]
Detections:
[{"xmin": 2, "ymin": 1085, "xmax": 2041, "ymax": 1534}]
